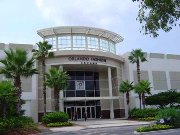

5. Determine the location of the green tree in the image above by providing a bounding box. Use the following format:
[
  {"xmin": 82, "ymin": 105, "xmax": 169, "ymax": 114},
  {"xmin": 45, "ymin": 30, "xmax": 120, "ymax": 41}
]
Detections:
[
  {"xmin": 134, "ymin": 80, "xmax": 151, "ymax": 109},
  {"xmin": 45, "ymin": 67, "xmax": 69, "ymax": 111},
  {"xmin": 128, "ymin": 49, "xmax": 147, "ymax": 82},
  {"xmin": 33, "ymin": 41, "xmax": 54, "ymax": 115},
  {"xmin": 119, "ymin": 80, "xmax": 134, "ymax": 105},
  {"xmin": 0, "ymin": 81, "xmax": 17, "ymax": 118},
  {"xmin": 0, "ymin": 49, "xmax": 38, "ymax": 115},
  {"xmin": 133, "ymin": 0, "xmax": 180, "ymax": 37}
]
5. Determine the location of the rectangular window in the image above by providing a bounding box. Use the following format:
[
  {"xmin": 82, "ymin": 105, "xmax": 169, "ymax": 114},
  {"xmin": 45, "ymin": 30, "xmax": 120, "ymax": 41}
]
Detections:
[
  {"xmin": 58, "ymin": 36, "xmax": 71, "ymax": 50},
  {"xmin": 73, "ymin": 36, "xmax": 85, "ymax": 50},
  {"xmin": 87, "ymin": 37, "xmax": 98, "ymax": 50},
  {"xmin": 100, "ymin": 39, "xmax": 109, "ymax": 51}
]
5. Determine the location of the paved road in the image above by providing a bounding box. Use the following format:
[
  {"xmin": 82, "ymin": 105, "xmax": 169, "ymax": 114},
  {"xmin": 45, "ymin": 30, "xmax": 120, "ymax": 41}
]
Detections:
[{"xmin": 41, "ymin": 126, "xmax": 180, "ymax": 135}]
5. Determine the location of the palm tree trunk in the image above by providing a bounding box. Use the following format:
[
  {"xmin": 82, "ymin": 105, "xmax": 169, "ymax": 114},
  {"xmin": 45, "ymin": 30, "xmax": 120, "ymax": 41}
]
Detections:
[
  {"xmin": 14, "ymin": 75, "xmax": 22, "ymax": 116},
  {"xmin": 42, "ymin": 58, "xmax": 46, "ymax": 115},
  {"xmin": 139, "ymin": 94, "xmax": 142, "ymax": 109},
  {"xmin": 54, "ymin": 88, "xmax": 59, "ymax": 112},
  {"xmin": 126, "ymin": 92, "xmax": 129, "ymax": 105},
  {"xmin": 142, "ymin": 93, "xmax": 145, "ymax": 109},
  {"xmin": 137, "ymin": 59, "xmax": 140, "ymax": 82}
]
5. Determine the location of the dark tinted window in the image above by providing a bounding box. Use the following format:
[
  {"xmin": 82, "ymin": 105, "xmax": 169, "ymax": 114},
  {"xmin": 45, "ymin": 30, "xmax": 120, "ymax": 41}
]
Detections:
[
  {"xmin": 94, "ymin": 81, "xmax": 99, "ymax": 90},
  {"xmin": 67, "ymin": 71, "xmax": 76, "ymax": 80},
  {"xmin": 67, "ymin": 81, "xmax": 75, "ymax": 90},
  {"xmin": 85, "ymin": 81, "xmax": 94, "ymax": 90},
  {"xmin": 86, "ymin": 91, "xmax": 94, "ymax": 97},
  {"xmin": 76, "ymin": 90, "xmax": 85, "ymax": 97},
  {"xmin": 85, "ymin": 71, "xmax": 93, "ymax": 80},
  {"xmin": 95, "ymin": 91, "xmax": 100, "ymax": 97},
  {"xmin": 66, "ymin": 91, "xmax": 75, "ymax": 97},
  {"xmin": 94, "ymin": 72, "xmax": 99, "ymax": 80},
  {"xmin": 76, "ymin": 71, "xmax": 84, "ymax": 80}
]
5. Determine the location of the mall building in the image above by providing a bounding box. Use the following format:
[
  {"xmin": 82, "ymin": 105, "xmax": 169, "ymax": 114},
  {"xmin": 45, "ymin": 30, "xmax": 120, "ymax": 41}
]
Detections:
[{"xmin": 0, "ymin": 26, "xmax": 180, "ymax": 122}]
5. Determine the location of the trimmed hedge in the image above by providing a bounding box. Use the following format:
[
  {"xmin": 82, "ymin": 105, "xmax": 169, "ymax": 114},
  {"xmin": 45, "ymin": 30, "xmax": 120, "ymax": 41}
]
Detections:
[
  {"xmin": 42, "ymin": 112, "xmax": 69, "ymax": 124},
  {"xmin": 136, "ymin": 124, "xmax": 173, "ymax": 132},
  {"xmin": 47, "ymin": 122, "xmax": 73, "ymax": 127},
  {"xmin": 129, "ymin": 108, "xmax": 158, "ymax": 118}
]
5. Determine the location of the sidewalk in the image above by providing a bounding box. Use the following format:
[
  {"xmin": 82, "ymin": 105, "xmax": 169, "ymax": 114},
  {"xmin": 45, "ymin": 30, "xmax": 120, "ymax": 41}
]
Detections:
[{"xmin": 47, "ymin": 119, "xmax": 152, "ymax": 132}]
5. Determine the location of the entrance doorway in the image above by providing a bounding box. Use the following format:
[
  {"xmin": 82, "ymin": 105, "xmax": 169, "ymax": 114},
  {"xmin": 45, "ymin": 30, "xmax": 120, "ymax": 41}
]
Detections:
[{"xmin": 65, "ymin": 106, "xmax": 96, "ymax": 120}]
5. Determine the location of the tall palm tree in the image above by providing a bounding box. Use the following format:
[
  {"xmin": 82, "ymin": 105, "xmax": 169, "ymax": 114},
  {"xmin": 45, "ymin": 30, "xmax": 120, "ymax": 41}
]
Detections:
[
  {"xmin": 134, "ymin": 80, "xmax": 151, "ymax": 109},
  {"xmin": 119, "ymin": 80, "xmax": 134, "ymax": 105},
  {"xmin": 0, "ymin": 49, "xmax": 38, "ymax": 115},
  {"xmin": 33, "ymin": 41, "xmax": 54, "ymax": 115},
  {"xmin": 128, "ymin": 49, "xmax": 147, "ymax": 82},
  {"xmin": 45, "ymin": 67, "xmax": 69, "ymax": 111}
]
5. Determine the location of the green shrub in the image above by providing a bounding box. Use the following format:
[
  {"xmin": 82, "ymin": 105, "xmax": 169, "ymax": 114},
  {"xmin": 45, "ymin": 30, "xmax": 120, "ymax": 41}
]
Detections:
[
  {"xmin": 156, "ymin": 108, "xmax": 180, "ymax": 126},
  {"xmin": 129, "ymin": 108, "xmax": 158, "ymax": 118},
  {"xmin": 138, "ymin": 117, "xmax": 155, "ymax": 121},
  {"xmin": 47, "ymin": 122, "xmax": 73, "ymax": 127},
  {"xmin": 136, "ymin": 124, "xmax": 173, "ymax": 132},
  {"xmin": 42, "ymin": 112, "xmax": 69, "ymax": 124},
  {"xmin": 0, "ymin": 116, "xmax": 38, "ymax": 133}
]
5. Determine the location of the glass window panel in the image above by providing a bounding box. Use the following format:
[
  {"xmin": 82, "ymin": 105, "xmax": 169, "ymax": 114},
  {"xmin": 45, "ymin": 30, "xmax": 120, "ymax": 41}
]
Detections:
[
  {"xmin": 86, "ymin": 101, "xmax": 95, "ymax": 106},
  {"xmin": 66, "ymin": 91, "xmax": 75, "ymax": 97},
  {"xmin": 86, "ymin": 91, "xmax": 95, "ymax": 97},
  {"xmin": 109, "ymin": 42, "xmax": 115, "ymax": 53},
  {"xmin": 75, "ymin": 80, "xmax": 85, "ymax": 90},
  {"xmin": 95, "ymin": 91, "xmax": 100, "ymax": 97},
  {"xmin": 73, "ymin": 36, "xmax": 85, "ymax": 50},
  {"xmin": 85, "ymin": 71, "xmax": 94, "ymax": 80},
  {"xmin": 66, "ymin": 81, "xmax": 75, "ymax": 90},
  {"xmin": 76, "ymin": 71, "xmax": 84, "ymax": 80},
  {"xmin": 87, "ymin": 37, "xmax": 98, "ymax": 50},
  {"xmin": 67, "ymin": 71, "xmax": 76, "ymax": 80},
  {"xmin": 76, "ymin": 90, "xmax": 85, "ymax": 97},
  {"xmin": 94, "ymin": 81, "xmax": 99, "ymax": 90},
  {"xmin": 58, "ymin": 36, "xmax": 71, "ymax": 50},
  {"xmin": 100, "ymin": 39, "xmax": 109, "ymax": 51},
  {"xmin": 94, "ymin": 72, "xmax": 99, "ymax": 80},
  {"xmin": 96, "ymin": 106, "xmax": 101, "ymax": 118},
  {"xmin": 76, "ymin": 101, "xmax": 85, "ymax": 106},
  {"xmin": 85, "ymin": 81, "xmax": 94, "ymax": 90}
]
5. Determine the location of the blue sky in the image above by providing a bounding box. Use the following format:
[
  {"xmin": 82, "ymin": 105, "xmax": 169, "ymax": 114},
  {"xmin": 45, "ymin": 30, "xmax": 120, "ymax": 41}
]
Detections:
[{"xmin": 0, "ymin": 0, "xmax": 179, "ymax": 54}]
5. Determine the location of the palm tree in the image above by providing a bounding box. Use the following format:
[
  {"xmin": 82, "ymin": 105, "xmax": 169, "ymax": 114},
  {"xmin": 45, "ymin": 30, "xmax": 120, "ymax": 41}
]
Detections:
[
  {"xmin": 45, "ymin": 67, "xmax": 69, "ymax": 111},
  {"xmin": 0, "ymin": 49, "xmax": 38, "ymax": 115},
  {"xmin": 128, "ymin": 49, "xmax": 147, "ymax": 82},
  {"xmin": 33, "ymin": 41, "xmax": 54, "ymax": 115},
  {"xmin": 119, "ymin": 80, "xmax": 134, "ymax": 105},
  {"xmin": 134, "ymin": 80, "xmax": 151, "ymax": 109},
  {"xmin": 0, "ymin": 81, "xmax": 16, "ymax": 118}
]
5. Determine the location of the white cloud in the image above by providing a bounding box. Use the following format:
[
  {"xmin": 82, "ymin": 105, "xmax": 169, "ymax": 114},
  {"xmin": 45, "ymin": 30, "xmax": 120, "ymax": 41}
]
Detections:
[{"xmin": 35, "ymin": 0, "xmax": 135, "ymax": 28}]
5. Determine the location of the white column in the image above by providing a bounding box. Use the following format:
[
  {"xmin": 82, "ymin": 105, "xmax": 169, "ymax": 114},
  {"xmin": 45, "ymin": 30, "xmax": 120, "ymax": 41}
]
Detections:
[
  {"xmin": 108, "ymin": 67, "xmax": 114, "ymax": 119},
  {"xmin": 59, "ymin": 65, "xmax": 64, "ymax": 112},
  {"xmin": 59, "ymin": 91, "xmax": 64, "ymax": 112}
]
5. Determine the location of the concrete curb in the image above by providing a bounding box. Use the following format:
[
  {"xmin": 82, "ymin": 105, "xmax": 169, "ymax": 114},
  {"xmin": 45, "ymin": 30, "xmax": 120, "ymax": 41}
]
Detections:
[{"xmin": 134, "ymin": 128, "xmax": 180, "ymax": 134}]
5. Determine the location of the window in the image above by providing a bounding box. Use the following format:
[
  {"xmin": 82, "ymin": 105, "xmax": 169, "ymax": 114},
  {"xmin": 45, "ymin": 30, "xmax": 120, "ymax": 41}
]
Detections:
[
  {"xmin": 109, "ymin": 42, "xmax": 116, "ymax": 53},
  {"xmin": 100, "ymin": 39, "xmax": 109, "ymax": 51},
  {"xmin": 73, "ymin": 36, "xmax": 85, "ymax": 50},
  {"xmin": 45, "ymin": 37, "xmax": 56, "ymax": 51},
  {"xmin": 58, "ymin": 36, "xmax": 71, "ymax": 50},
  {"xmin": 87, "ymin": 37, "xmax": 98, "ymax": 50}
]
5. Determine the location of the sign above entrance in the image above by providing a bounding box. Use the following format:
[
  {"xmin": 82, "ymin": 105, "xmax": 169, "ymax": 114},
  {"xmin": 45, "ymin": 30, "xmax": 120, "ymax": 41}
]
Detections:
[{"xmin": 68, "ymin": 56, "xmax": 106, "ymax": 65}]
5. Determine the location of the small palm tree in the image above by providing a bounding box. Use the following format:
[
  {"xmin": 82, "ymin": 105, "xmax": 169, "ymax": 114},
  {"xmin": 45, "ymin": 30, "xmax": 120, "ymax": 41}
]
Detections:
[
  {"xmin": 0, "ymin": 49, "xmax": 38, "ymax": 115},
  {"xmin": 134, "ymin": 80, "xmax": 151, "ymax": 109},
  {"xmin": 119, "ymin": 80, "xmax": 134, "ymax": 105},
  {"xmin": 128, "ymin": 49, "xmax": 147, "ymax": 82},
  {"xmin": 45, "ymin": 67, "xmax": 69, "ymax": 111},
  {"xmin": 0, "ymin": 81, "xmax": 16, "ymax": 118},
  {"xmin": 33, "ymin": 41, "xmax": 54, "ymax": 115}
]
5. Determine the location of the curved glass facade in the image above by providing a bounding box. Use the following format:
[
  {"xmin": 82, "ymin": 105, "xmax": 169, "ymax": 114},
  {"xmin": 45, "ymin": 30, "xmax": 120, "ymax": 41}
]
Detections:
[{"xmin": 45, "ymin": 35, "xmax": 116, "ymax": 54}]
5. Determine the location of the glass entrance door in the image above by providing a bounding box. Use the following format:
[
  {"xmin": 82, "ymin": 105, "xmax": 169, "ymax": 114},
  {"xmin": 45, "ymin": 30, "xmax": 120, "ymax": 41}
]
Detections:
[{"xmin": 65, "ymin": 106, "xmax": 96, "ymax": 120}]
